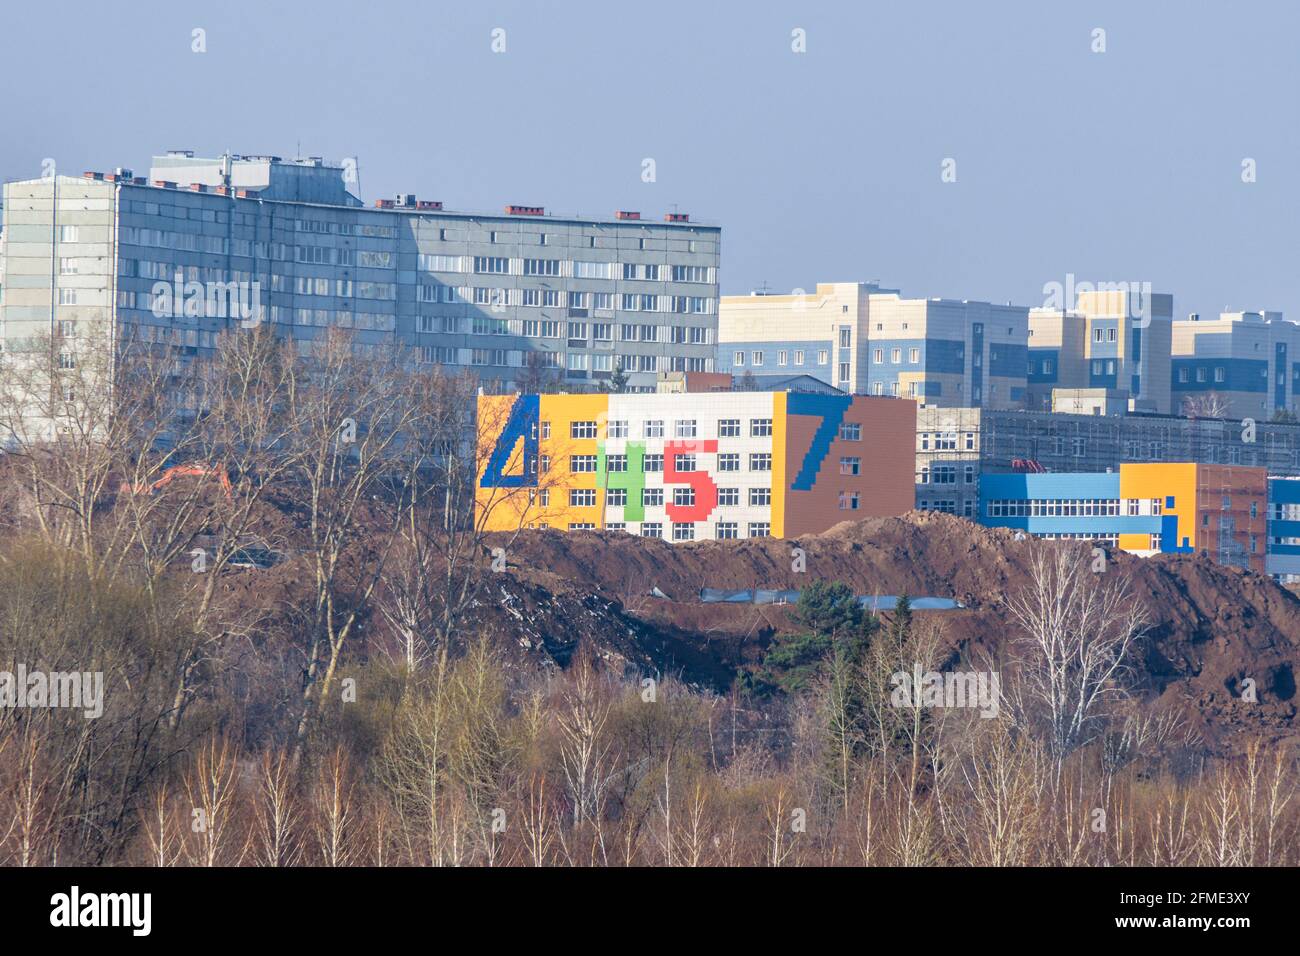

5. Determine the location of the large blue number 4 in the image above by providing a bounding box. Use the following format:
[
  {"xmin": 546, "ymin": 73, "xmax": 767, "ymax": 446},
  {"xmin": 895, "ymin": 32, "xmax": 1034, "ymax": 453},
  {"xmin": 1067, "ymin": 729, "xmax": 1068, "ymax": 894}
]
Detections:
[{"xmin": 480, "ymin": 394, "xmax": 539, "ymax": 488}]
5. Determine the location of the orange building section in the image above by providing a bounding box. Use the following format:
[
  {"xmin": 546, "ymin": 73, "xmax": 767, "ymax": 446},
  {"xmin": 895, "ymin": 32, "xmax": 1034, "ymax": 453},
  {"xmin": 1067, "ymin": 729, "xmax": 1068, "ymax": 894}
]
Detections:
[
  {"xmin": 1118, "ymin": 462, "xmax": 1268, "ymax": 572},
  {"xmin": 780, "ymin": 395, "xmax": 917, "ymax": 538},
  {"xmin": 1194, "ymin": 464, "xmax": 1268, "ymax": 573}
]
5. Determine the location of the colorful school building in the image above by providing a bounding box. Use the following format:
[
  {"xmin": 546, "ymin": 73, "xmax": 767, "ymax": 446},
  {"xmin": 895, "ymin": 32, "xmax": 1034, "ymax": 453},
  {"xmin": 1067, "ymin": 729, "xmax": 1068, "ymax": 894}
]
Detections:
[
  {"xmin": 979, "ymin": 463, "xmax": 1280, "ymax": 573},
  {"xmin": 476, "ymin": 391, "xmax": 917, "ymax": 540}
]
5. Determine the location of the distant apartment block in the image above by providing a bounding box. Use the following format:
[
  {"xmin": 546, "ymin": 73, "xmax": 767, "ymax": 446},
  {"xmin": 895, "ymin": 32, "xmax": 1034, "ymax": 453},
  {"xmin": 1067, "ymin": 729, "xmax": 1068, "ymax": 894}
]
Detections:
[
  {"xmin": 1026, "ymin": 307, "xmax": 1087, "ymax": 411},
  {"xmin": 718, "ymin": 282, "xmax": 894, "ymax": 393},
  {"xmin": 1028, "ymin": 290, "xmax": 1174, "ymax": 414},
  {"xmin": 1076, "ymin": 289, "xmax": 1174, "ymax": 414},
  {"xmin": 720, "ymin": 283, "xmax": 1029, "ymax": 408},
  {"xmin": 0, "ymin": 151, "xmax": 721, "ymax": 395},
  {"xmin": 1171, "ymin": 310, "xmax": 1300, "ymax": 420}
]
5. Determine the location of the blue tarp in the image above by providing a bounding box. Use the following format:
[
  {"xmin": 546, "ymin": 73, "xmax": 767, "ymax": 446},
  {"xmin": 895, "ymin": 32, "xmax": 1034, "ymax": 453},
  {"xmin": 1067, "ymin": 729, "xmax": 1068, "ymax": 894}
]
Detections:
[{"xmin": 698, "ymin": 588, "xmax": 963, "ymax": 610}]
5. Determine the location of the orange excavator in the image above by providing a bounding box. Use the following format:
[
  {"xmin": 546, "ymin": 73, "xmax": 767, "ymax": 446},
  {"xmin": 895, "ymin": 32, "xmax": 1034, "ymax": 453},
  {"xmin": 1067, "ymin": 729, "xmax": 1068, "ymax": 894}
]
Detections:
[{"xmin": 119, "ymin": 464, "xmax": 233, "ymax": 499}]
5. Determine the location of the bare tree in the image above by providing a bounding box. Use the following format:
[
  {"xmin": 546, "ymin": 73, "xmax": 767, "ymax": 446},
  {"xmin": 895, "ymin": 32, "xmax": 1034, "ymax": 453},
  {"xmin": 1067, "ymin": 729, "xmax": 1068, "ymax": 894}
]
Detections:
[
  {"xmin": 1003, "ymin": 545, "xmax": 1148, "ymax": 782},
  {"xmin": 375, "ymin": 380, "xmax": 567, "ymax": 667},
  {"xmin": 285, "ymin": 330, "xmax": 423, "ymax": 750},
  {"xmin": 1182, "ymin": 391, "xmax": 1230, "ymax": 420}
]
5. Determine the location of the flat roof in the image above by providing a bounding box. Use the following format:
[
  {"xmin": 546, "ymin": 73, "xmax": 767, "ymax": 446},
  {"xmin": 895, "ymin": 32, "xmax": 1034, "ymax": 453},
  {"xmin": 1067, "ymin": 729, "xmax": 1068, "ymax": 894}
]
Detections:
[{"xmin": 62, "ymin": 172, "xmax": 719, "ymax": 230}]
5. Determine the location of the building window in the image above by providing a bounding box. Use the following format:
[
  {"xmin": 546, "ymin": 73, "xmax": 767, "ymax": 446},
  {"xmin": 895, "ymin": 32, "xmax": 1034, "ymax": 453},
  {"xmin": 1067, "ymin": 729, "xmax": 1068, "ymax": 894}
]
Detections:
[
  {"xmin": 643, "ymin": 488, "xmax": 664, "ymax": 507},
  {"xmin": 673, "ymin": 487, "xmax": 696, "ymax": 507},
  {"xmin": 644, "ymin": 454, "xmax": 664, "ymax": 473},
  {"xmin": 641, "ymin": 523, "xmax": 663, "ymax": 539},
  {"xmin": 749, "ymin": 453, "xmax": 772, "ymax": 471},
  {"xmin": 571, "ymin": 420, "xmax": 598, "ymax": 439},
  {"xmin": 716, "ymin": 522, "xmax": 738, "ymax": 539},
  {"xmin": 838, "ymin": 491, "xmax": 860, "ymax": 511},
  {"xmin": 749, "ymin": 487, "xmax": 771, "ymax": 506},
  {"xmin": 569, "ymin": 489, "xmax": 597, "ymax": 507},
  {"xmin": 675, "ymin": 420, "xmax": 697, "ymax": 438},
  {"xmin": 839, "ymin": 422, "xmax": 861, "ymax": 441},
  {"xmin": 607, "ymin": 489, "xmax": 627, "ymax": 507},
  {"xmin": 718, "ymin": 419, "xmax": 741, "ymax": 437},
  {"xmin": 608, "ymin": 420, "xmax": 628, "ymax": 438},
  {"xmin": 748, "ymin": 522, "xmax": 771, "ymax": 538},
  {"xmin": 718, "ymin": 453, "xmax": 740, "ymax": 472},
  {"xmin": 672, "ymin": 523, "xmax": 695, "ymax": 541},
  {"xmin": 840, "ymin": 457, "xmax": 861, "ymax": 475},
  {"xmin": 750, "ymin": 418, "xmax": 773, "ymax": 437},
  {"xmin": 718, "ymin": 487, "xmax": 740, "ymax": 506},
  {"xmin": 570, "ymin": 455, "xmax": 597, "ymax": 473},
  {"xmin": 644, "ymin": 420, "xmax": 664, "ymax": 438}
]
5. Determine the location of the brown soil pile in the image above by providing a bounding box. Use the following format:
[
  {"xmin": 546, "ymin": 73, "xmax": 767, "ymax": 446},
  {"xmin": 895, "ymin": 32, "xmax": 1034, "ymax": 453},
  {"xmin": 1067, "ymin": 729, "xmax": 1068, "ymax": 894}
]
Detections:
[{"xmin": 489, "ymin": 512, "xmax": 1299, "ymax": 755}]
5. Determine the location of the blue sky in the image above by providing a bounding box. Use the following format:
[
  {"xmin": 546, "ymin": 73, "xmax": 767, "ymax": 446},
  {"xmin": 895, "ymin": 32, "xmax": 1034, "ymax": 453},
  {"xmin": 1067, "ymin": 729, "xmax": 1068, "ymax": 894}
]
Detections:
[{"xmin": 2, "ymin": 0, "xmax": 1296, "ymax": 318}]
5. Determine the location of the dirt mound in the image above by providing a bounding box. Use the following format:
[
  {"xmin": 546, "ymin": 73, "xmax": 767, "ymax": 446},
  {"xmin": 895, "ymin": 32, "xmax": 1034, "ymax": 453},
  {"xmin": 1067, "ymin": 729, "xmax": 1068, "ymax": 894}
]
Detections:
[{"xmin": 489, "ymin": 513, "xmax": 1300, "ymax": 754}]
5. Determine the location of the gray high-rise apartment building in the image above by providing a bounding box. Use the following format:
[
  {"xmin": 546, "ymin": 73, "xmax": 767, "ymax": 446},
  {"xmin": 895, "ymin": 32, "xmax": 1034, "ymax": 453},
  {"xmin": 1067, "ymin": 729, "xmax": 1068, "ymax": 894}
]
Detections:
[{"xmin": 0, "ymin": 151, "xmax": 721, "ymax": 392}]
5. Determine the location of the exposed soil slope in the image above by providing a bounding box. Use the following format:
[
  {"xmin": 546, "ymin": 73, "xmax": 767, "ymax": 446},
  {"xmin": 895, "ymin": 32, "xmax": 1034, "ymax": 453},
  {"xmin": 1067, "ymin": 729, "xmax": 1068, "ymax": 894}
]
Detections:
[{"xmin": 485, "ymin": 512, "xmax": 1299, "ymax": 754}]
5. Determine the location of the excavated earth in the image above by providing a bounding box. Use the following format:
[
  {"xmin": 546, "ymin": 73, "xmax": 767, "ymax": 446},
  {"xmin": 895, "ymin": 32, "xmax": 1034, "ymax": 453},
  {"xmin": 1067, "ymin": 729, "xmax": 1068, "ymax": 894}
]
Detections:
[{"xmin": 477, "ymin": 512, "xmax": 1299, "ymax": 756}]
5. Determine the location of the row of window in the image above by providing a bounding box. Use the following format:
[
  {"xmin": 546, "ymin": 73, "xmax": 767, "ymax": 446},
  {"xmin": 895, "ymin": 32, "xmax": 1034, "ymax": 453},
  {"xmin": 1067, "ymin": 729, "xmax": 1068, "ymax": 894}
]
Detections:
[
  {"xmin": 543, "ymin": 419, "xmax": 863, "ymax": 441},
  {"xmin": 919, "ymin": 431, "xmax": 977, "ymax": 451},
  {"xmin": 415, "ymin": 315, "xmax": 713, "ymax": 345},
  {"xmin": 412, "ymin": 349, "xmax": 713, "ymax": 373},
  {"xmin": 447, "ymin": 256, "xmax": 715, "ymax": 284},
  {"xmin": 569, "ymin": 418, "xmax": 774, "ymax": 439},
  {"xmin": 983, "ymin": 498, "xmax": 1164, "ymax": 518},
  {"xmin": 733, "ymin": 349, "xmax": 829, "ymax": 367},
  {"xmin": 1175, "ymin": 366, "xmax": 1272, "ymax": 385},
  {"xmin": 562, "ymin": 452, "xmax": 773, "ymax": 473},
  {"xmin": 917, "ymin": 464, "xmax": 977, "ymax": 485},
  {"xmin": 550, "ymin": 522, "xmax": 771, "ymax": 540},
  {"xmin": 565, "ymin": 487, "xmax": 774, "ymax": 508}
]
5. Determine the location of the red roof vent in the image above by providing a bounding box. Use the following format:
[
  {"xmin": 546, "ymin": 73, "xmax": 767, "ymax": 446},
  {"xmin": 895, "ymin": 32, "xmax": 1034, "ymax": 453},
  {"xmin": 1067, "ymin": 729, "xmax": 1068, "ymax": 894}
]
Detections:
[
  {"xmin": 416, "ymin": 200, "xmax": 443, "ymax": 211},
  {"xmin": 189, "ymin": 183, "xmax": 207, "ymax": 192},
  {"xmin": 615, "ymin": 210, "xmax": 641, "ymax": 220},
  {"xmin": 374, "ymin": 198, "xmax": 395, "ymax": 209},
  {"xmin": 505, "ymin": 204, "xmax": 544, "ymax": 216},
  {"xmin": 664, "ymin": 212, "xmax": 690, "ymax": 223},
  {"xmin": 153, "ymin": 180, "xmax": 176, "ymax": 189},
  {"xmin": 83, "ymin": 171, "xmax": 104, "ymax": 181}
]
